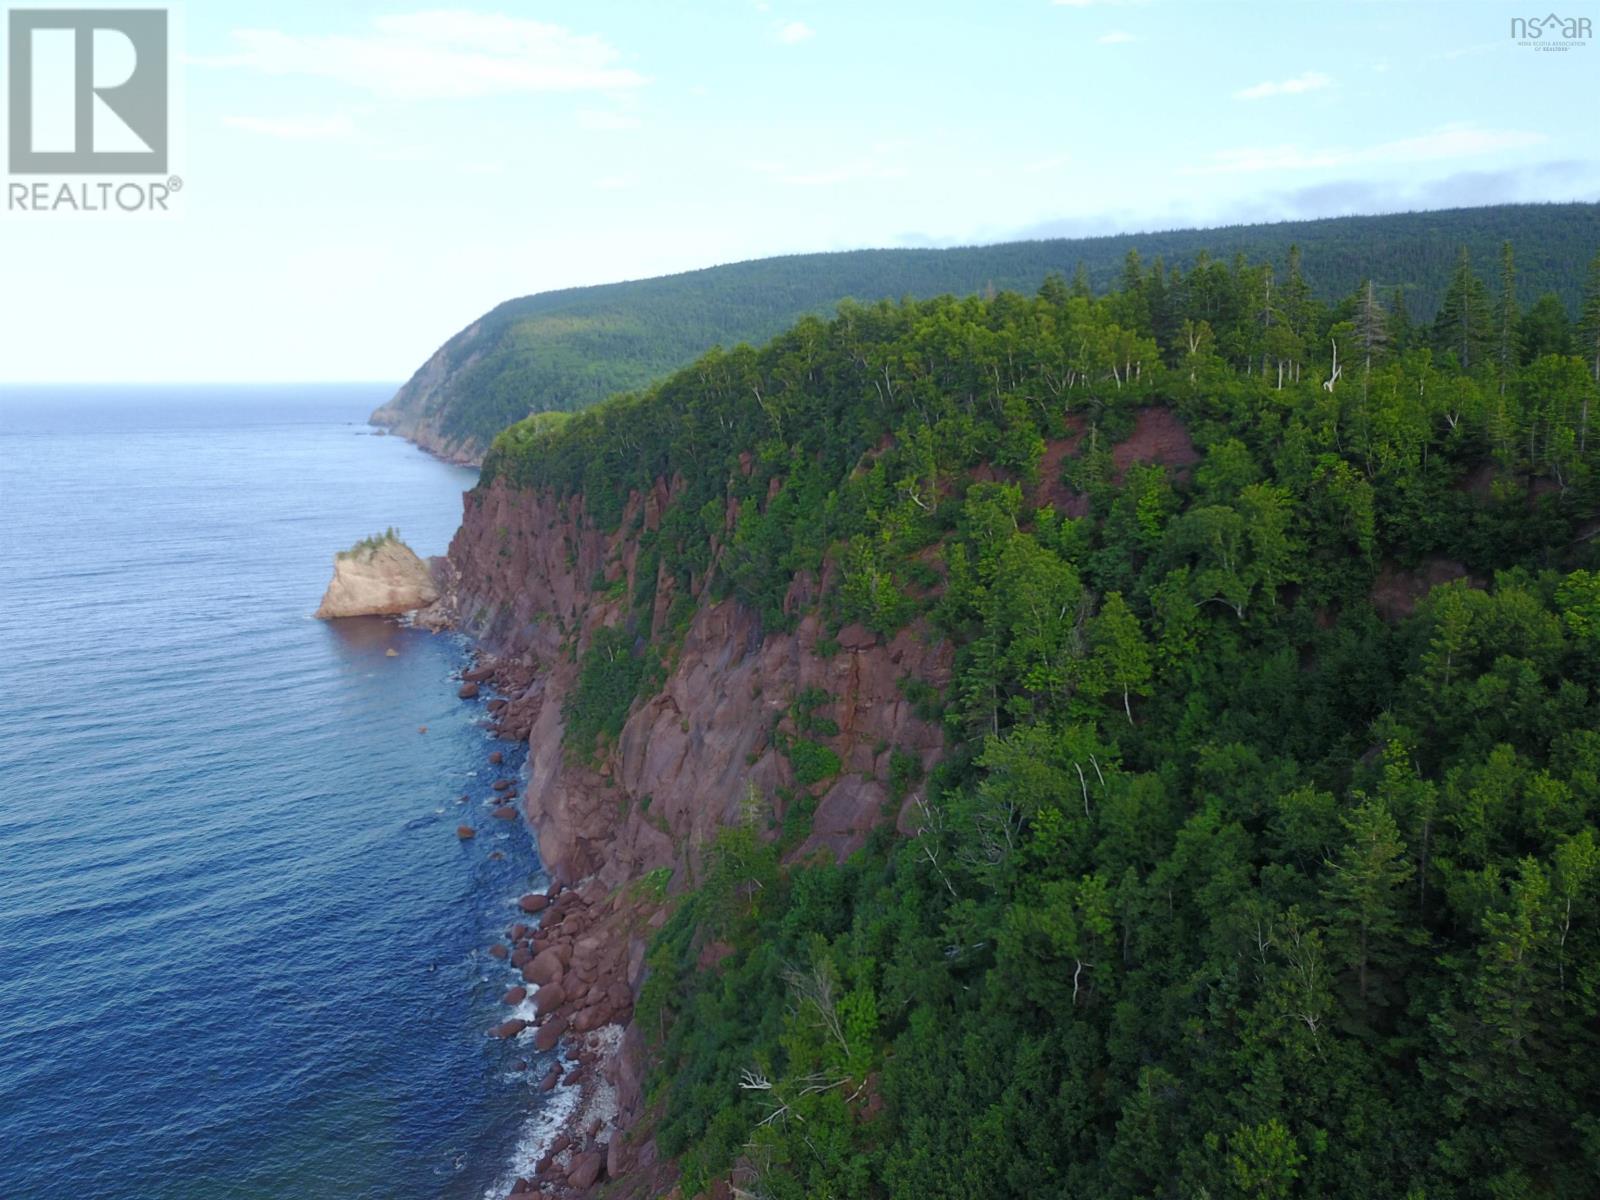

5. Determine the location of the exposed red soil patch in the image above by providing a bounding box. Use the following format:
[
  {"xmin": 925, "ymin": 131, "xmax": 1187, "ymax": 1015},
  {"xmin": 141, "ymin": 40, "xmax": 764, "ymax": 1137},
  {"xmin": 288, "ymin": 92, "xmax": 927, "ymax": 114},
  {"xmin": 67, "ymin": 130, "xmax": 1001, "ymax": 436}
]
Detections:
[
  {"xmin": 1370, "ymin": 557, "xmax": 1474, "ymax": 622},
  {"xmin": 1110, "ymin": 406, "xmax": 1199, "ymax": 483},
  {"xmin": 1031, "ymin": 413, "xmax": 1089, "ymax": 516}
]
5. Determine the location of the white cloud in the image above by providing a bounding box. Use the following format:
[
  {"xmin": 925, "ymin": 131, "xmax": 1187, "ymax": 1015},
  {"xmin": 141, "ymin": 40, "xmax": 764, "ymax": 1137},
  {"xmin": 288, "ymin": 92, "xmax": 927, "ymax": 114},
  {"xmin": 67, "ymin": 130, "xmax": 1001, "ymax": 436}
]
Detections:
[
  {"xmin": 222, "ymin": 114, "xmax": 357, "ymax": 140},
  {"xmin": 778, "ymin": 20, "xmax": 814, "ymax": 44},
  {"xmin": 1053, "ymin": 0, "xmax": 1147, "ymax": 7},
  {"xmin": 1185, "ymin": 123, "xmax": 1549, "ymax": 175},
  {"xmin": 193, "ymin": 11, "xmax": 647, "ymax": 100},
  {"xmin": 1096, "ymin": 30, "xmax": 1136, "ymax": 44},
  {"xmin": 1234, "ymin": 70, "xmax": 1332, "ymax": 100},
  {"xmin": 577, "ymin": 109, "xmax": 641, "ymax": 131}
]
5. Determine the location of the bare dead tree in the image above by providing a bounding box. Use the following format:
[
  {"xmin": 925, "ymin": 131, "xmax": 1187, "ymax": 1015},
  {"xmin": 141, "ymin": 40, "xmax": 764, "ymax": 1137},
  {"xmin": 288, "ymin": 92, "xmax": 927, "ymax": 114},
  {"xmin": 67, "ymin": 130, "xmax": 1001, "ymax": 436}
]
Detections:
[{"xmin": 911, "ymin": 793, "xmax": 958, "ymax": 899}]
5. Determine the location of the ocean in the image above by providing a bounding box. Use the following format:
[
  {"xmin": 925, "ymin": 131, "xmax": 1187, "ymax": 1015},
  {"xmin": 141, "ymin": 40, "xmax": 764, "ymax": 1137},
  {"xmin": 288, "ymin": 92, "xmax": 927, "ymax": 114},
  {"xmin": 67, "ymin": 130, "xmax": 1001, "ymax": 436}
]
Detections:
[{"xmin": 0, "ymin": 386, "xmax": 559, "ymax": 1199}]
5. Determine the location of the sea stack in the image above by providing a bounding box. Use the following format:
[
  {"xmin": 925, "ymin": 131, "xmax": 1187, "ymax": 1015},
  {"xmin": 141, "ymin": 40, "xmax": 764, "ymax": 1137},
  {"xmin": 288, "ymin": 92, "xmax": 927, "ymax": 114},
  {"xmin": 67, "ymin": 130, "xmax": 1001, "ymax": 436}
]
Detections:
[{"xmin": 313, "ymin": 529, "xmax": 439, "ymax": 619}]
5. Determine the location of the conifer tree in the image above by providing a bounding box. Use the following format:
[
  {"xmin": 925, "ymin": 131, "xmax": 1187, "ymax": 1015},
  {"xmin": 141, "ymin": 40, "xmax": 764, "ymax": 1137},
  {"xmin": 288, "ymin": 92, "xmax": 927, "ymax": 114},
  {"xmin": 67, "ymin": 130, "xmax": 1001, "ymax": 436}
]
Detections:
[
  {"xmin": 1433, "ymin": 246, "xmax": 1492, "ymax": 371},
  {"xmin": 1578, "ymin": 249, "xmax": 1600, "ymax": 384},
  {"xmin": 1389, "ymin": 285, "xmax": 1414, "ymax": 354},
  {"xmin": 1323, "ymin": 796, "xmax": 1414, "ymax": 1007},
  {"xmin": 1353, "ymin": 279, "xmax": 1389, "ymax": 379},
  {"xmin": 1493, "ymin": 241, "xmax": 1521, "ymax": 393}
]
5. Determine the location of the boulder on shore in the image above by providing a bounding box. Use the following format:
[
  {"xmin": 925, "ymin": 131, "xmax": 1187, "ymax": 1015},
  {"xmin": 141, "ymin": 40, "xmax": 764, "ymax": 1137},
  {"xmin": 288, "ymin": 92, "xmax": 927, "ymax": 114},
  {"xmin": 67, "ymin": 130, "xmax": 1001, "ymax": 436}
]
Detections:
[
  {"xmin": 526, "ymin": 947, "xmax": 564, "ymax": 987},
  {"xmin": 567, "ymin": 1152, "xmax": 603, "ymax": 1189},
  {"xmin": 314, "ymin": 533, "xmax": 439, "ymax": 619},
  {"xmin": 533, "ymin": 981, "xmax": 566, "ymax": 1016}
]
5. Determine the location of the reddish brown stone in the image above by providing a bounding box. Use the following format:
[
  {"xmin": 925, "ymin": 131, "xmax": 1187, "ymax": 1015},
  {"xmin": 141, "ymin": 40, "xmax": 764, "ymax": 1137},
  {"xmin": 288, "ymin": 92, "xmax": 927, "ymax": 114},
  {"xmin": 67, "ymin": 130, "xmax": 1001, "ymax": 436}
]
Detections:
[
  {"xmin": 489, "ymin": 1018, "xmax": 527, "ymax": 1039},
  {"xmin": 458, "ymin": 682, "xmax": 480, "ymax": 699},
  {"xmin": 566, "ymin": 1151, "xmax": 602, "ymax": 1189},
  {"xmin": 533, "ymin": 1017, "xmax": 565, "ymax": 1052},
  {"xmin": 501, "ymin": 985, "xmax": 528, "ymax": 1006},
  {"xmin": 517, "ymin": 893, "xmax": 548, "ymax": 914},
  {"xmin": 533, "ymin": 981, "xmax": 566, "ymax": 1016},
  {"xmin": 492, "ymin": 779, "xmax": 512, "ymax": 792},
  {"xmin": 526, "ymin": 947, "xmax": 564, "ymax": 987},
  {"xmin": 493, "ymin": 805, "xmax": 517, "ymax": 820},
  {"xmin": 455, "ymin": 825, "xmax": 475, "ymax": 839},
  {"xmin": 487, "ymin": 943, "xmax": 509, "ymax": 960},
  {"xmin": 539, "ymin": 1065, "xmax": 560, "ymax": 1092},
  {"xmin": 489, "ymin": 750, "xmax": 504, "ymax": 764}
]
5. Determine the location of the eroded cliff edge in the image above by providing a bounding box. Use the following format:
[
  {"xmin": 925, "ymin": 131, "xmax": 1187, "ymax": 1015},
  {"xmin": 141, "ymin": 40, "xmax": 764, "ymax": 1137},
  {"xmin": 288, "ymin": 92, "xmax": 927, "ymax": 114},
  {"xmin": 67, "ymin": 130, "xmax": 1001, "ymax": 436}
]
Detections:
[
  {"xmin": 369, "ymin": 333, "xmax": 488, "ymax": 467},
  {"xmin": 434, "ymin": 477, "xmax": 950, "ymax": 1195}
]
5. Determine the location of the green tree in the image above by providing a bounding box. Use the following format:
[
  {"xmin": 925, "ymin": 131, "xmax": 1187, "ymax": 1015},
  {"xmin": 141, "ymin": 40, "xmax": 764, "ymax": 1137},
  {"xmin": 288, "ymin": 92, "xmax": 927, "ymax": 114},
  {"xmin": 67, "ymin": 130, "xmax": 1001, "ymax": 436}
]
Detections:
[
  {"xmin": 1088, "ymin": 591, "xmax": 1152, "ymax": 723},
  {"xmin": 1578, "ymin": 249, "xmax": 1600, "ymax": 383},
  {"xmin": 1493, "ymin": 241, "xmax": 1521, "ymax": 391},
  {"xmin": 1433, "ymin": 245, "xmax": 1492, "ymax": 371},
  {"xmin": 1229, "ymin": 1118, "xmax": 1306, "ymax": 1200},
  {"xmin": 1322, "ymin": 795, "xmax": 1415, "ymax": 1007},
  {"xmin": 1518, "ymin": 292, "xmax": 1571, "ymax": 363}
]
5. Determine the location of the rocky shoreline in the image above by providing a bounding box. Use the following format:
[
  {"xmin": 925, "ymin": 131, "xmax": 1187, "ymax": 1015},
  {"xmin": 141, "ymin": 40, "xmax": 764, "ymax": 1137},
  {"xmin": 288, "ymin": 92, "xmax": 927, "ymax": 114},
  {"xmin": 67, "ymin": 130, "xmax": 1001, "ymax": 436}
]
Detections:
[
  {"xmin": 457, "ymin": 654, "xmax": 660, "ymax": 1200},
  {"xmin": 410, "ymin": 475, "xmax": 951, "ymax": 1199}
]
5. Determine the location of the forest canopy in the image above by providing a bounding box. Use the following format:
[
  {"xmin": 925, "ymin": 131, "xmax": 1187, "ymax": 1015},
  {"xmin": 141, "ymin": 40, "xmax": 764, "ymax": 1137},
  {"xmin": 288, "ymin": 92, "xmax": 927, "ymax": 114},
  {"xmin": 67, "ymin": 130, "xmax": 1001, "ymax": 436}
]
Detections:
[
  {"xmin": 387, "ymin": 203, "xmax": 1600, "ymax": 459},
  {"xmin": 486, "ymin": 235, "xmax": 1600, "ymax": 1199}
]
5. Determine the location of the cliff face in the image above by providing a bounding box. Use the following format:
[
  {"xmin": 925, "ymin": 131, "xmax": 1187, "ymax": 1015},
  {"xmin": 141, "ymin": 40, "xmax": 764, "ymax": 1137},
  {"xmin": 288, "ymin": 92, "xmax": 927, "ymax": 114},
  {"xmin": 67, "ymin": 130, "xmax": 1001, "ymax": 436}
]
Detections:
[
  {"xmin": 440, "ymin": 478, "xmax": 950, "ymax": 1189},
  {"xmin": 369, "ymin": 326, "xmax": 489, "ymax": 466},
  {"xmin": 314, "ymin": 537, "xmax": 440, "ymax": 619}
]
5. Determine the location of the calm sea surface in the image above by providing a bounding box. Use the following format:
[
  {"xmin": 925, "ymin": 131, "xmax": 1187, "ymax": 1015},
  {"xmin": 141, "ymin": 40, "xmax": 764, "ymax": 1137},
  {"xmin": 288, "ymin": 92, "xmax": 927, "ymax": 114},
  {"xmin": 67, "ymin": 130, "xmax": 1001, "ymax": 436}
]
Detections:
[{"xmin": 0, "ymin": 386, "xmax": 561, "ymax": 1199}]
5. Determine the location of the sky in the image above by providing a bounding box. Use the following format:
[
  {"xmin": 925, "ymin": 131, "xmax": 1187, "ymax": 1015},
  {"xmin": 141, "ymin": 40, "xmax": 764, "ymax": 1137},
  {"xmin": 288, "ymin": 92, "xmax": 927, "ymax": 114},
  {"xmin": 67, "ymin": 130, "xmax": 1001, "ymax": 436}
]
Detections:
[{"xmin": 1, "ymin": 0, "xmax": 1597, "ymax": 383}]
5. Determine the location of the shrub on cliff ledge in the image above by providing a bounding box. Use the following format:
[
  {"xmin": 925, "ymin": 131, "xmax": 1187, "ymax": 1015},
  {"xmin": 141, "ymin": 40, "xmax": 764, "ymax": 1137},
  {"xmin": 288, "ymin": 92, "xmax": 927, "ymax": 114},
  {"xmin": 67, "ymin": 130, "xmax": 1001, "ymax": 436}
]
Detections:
[
  {"xmin": 338, "ymin": 527, "xmax": 402, "ymax": 559},
  {"xmin": 563, "ymin": 625, "xmax": 645, "ymax": 759}
]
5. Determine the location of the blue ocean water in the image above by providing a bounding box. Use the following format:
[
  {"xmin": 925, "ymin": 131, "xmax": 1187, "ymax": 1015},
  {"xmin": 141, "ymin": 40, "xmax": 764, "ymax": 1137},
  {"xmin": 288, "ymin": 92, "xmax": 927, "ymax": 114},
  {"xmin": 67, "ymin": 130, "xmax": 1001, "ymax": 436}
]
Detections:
[{"xmin": 0, "ymin": 387, "xmax": 560, "ymax": 1199}]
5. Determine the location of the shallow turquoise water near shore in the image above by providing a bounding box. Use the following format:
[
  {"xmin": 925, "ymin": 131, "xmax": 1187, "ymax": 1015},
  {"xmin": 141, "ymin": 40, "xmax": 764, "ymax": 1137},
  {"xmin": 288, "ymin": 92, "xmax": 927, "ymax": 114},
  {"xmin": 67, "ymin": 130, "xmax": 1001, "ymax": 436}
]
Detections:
[{"xmin": 0, "ymin": 387, "xmax": 556, "ymax": 1199}]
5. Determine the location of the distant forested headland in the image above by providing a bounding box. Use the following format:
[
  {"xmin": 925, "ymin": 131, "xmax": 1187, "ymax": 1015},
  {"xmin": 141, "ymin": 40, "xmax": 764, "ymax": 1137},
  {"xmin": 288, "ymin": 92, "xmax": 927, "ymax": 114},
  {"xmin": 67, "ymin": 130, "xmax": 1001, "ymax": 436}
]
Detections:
[{"xmin": 376, "ymin": 203, "xmax": 1600, "ymax": 462}]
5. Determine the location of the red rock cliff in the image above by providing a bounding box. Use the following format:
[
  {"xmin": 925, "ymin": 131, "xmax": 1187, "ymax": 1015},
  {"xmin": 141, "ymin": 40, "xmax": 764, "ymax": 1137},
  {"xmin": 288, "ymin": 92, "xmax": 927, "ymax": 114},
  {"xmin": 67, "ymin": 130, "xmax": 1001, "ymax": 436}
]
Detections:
[{"xmin": 438, "ymin": 477, "xmax": 950, "ymax": 1194}]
